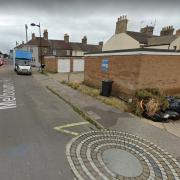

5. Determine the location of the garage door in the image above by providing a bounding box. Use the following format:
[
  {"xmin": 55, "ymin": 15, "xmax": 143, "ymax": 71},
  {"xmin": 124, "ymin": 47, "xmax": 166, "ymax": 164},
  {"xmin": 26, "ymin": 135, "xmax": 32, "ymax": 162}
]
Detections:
[
  {"xmin": 58, "ymin": 59, "xmax": 70, "ymax": 72},
  {"xmin": 73, "ymin": 59, "xmax": 84, "ymax": 72}
]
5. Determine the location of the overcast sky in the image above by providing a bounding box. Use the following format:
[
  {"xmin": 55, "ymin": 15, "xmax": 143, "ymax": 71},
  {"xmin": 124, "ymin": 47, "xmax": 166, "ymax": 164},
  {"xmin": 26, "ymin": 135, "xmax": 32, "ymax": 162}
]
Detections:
[{"xmin": 0, "ymin": 0, "xmax": 179, "ymax": 53}]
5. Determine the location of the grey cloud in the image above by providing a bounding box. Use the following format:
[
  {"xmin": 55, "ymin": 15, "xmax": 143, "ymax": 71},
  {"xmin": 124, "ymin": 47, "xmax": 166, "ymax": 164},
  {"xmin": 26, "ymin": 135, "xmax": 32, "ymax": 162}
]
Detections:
[{"xmin": 0, "ymin": 0, "xmax": 180, "ymax": 53}]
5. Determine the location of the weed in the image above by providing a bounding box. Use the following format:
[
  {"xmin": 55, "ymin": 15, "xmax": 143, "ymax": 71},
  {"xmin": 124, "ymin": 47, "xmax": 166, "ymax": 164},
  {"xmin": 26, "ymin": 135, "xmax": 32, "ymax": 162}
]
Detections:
[{"xmin": 131, "ymin": 88, "xmax": 169, "ymax": 117}]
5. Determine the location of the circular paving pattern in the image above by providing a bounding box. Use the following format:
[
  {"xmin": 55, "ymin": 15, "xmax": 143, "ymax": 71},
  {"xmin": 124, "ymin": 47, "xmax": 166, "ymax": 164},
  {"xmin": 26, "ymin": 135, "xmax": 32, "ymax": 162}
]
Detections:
[{"xmin": 66, "ymin": 130, "xmax": 180, "ymax": 180}]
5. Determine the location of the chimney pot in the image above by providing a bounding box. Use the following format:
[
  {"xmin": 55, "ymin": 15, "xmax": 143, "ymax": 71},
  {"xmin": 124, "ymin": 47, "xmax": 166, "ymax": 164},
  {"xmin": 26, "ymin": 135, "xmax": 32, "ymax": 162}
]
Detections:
[
  {"xmin": 140, "ymin": 25, "xmax": 154, "ymax": 36},
  {"xmin": 160, "ymin": 25, "xmax": 174, "ymax": 36},
  {"xmin": 115, "ymin": 15, "xmax": 128, "ymax": 34},
  {"xmin": 32, "ymin": 33, "xmax": 36, "ymax": 40},
  {"xmin": 64, "ymin": 33, "xmax": 69, "ymax": 43},
  {"xmin": 43, "ymin": 29, "xmax": 48, "ymax": 40},
  {"xmin": 82, "ymin": 36, "xmax": 87, "ymax": 44},
  {"xmin": 99, "ymin": 41, "xmax": 103, "ymax": 46}
]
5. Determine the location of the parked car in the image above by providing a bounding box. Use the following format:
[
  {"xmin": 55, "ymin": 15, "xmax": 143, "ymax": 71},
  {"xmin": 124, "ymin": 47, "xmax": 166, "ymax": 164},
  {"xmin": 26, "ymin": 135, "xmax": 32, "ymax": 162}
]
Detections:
[{"xmin": 0, "ymin": 58, "xmax": 4, "ymax": 66}]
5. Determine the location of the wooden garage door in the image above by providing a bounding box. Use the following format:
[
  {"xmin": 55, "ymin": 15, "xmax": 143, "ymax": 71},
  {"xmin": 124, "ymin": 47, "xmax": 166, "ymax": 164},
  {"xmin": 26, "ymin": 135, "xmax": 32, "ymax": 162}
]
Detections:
[
  {"xmin": 73, "ymin": 59, "xmax": 84, "ymax": 72},
  {"xmin": 58, "ymin": 59, "xmax": 70, "ymax": 72}
]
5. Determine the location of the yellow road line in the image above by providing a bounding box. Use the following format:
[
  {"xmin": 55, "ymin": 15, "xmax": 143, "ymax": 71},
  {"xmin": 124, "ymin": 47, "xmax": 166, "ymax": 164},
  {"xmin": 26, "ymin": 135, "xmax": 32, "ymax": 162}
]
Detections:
[
  {"xmin": 54, "ymin": 128, "xmax": 79, "ymax": 136},
  {"xmin": 54, "ymin": 121, "xmax": 89, "ymax": 136},
  {"xmin": 54, "ymin": 122, "xmax": 89, "ymax": 129}
]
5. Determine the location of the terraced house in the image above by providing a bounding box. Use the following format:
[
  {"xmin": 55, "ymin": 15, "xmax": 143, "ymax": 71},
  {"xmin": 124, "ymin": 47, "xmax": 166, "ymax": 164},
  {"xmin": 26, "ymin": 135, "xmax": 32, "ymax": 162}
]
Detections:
[
  {"xmin": 15, "ymin": 30, "xmax": 102, "ymax": 72},
  {"xmin": 103, "ymin": 16, "xmax": 180, "ymax": 51}
]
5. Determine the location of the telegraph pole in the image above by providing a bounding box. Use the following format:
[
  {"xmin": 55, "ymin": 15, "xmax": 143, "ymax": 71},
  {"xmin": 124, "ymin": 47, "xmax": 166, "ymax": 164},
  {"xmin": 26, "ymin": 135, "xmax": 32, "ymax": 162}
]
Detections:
[{"xmin": 25, "ymin": 24, "xmax": 28, "ymax": 43}]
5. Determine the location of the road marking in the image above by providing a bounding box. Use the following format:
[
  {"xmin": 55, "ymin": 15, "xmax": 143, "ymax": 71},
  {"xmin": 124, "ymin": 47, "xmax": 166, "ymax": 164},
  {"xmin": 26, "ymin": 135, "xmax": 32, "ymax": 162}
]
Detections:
[
  {"xmin": 0, "ymin": 79, "xmax": 16, "ymax": 110},
  {"xmin": 54, "ymin": 122, "xmax": 89, "ymax": 136}
]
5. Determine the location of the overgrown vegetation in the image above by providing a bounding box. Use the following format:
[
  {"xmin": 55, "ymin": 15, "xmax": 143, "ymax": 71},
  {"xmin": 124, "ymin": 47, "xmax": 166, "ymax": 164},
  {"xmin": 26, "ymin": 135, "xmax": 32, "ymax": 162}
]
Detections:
[
  {"xmin": 61, "ymin": 81, "xmax": 169, "ymax": 118},
  {"xmin": 130, "ymin": 88, "xmax": 169, "ymax": 117},
  {"xmin": 62, "ymin": 82, "xmax": 127, "ymax": 111}
]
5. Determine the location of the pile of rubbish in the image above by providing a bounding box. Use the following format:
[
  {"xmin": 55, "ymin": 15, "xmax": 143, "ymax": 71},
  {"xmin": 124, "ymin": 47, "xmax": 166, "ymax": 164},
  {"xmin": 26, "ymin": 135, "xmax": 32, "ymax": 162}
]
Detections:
[
  {"xmin": 143, "ymin": 96, "xmax": 180, "ymax": 122},
  {"xmin": 132, "ymin": 88, "xmax": 180, "ymax": 122}
]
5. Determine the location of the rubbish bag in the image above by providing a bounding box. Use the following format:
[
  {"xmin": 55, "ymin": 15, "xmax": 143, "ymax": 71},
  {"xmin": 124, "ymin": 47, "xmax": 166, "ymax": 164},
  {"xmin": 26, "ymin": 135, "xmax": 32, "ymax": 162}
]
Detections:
[
  {"xmin": 169, "ymin": 100, "xmax": 180, "ymax": 114},
  {"xmin": 144, "ymin": 110, "xmax": 180, "ymax": 122}
]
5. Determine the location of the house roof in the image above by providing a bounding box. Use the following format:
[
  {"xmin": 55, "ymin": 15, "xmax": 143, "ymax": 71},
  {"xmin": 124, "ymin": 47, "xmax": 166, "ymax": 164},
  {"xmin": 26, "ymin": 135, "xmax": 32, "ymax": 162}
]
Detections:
[
  {"xmin": 127, "ymin": 31, "xmax": 154, "ymax": 44},
  {"xmin": 126, "ymin": 31, "xmax": 178, "ymax": 47},
  {"xmin": 26, "ymin": 37, "xmax": 50, "ymax": 47},
  {"xmin": 49, "ymin": 40, "xmax": 72, "ymax": 50},
  {"xmin": 70, "ymin": 42, "xmax": 101, "ymax": 52},
  {"xmin": 15, "ymin": 43, "xmax": 24, "ymax": 49},
  {"xmin": 20, "ymin": 37, "xmax": 101, "ymax": 52},
  {"xmin": 147, "ymin": 35, "xmax": 177, "ymax": 46}
]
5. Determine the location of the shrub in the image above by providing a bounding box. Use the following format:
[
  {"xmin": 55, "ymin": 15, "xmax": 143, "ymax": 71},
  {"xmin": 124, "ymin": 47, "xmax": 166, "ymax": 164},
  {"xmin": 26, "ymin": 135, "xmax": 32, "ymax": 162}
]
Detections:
[
  {"xmin": 131, "ymin": 88, "xmax": 169, "ymax": 117},
  {"xmin": 68, "ymin": 82, "xmax": 80, "ymax": 90},
  {"xmin": 61, "ymin": 80, "xmax": 67, "ymax": 84}
]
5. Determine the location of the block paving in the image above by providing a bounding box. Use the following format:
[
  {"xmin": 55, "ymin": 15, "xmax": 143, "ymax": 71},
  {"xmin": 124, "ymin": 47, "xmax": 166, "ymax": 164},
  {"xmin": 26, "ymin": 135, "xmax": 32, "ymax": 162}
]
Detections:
[{"xmin": 66, "ymin": 130, "xmax": 180, "ymax": 180}]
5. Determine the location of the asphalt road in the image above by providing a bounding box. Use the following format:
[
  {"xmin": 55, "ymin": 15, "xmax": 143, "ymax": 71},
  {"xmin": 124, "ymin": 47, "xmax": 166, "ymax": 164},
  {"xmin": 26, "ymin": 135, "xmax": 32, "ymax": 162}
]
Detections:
[{"xmin": 0, "ymin": 61, "xmax": 93, "ymax": 180}]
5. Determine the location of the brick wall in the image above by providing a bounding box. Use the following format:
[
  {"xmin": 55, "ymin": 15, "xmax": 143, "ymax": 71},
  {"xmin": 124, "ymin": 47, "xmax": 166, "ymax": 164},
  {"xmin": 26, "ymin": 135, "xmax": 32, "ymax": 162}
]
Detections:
[
  {"xmin": 84, "ymin": 54, "xmax": 180, "ymax": 96},
  {"xmin": 138, "ymin": 55, "xmax": 180, "ymax": 94},
  {"xmin": 44, "ymin": 56, "xmax": 57, "ymax": 73}
]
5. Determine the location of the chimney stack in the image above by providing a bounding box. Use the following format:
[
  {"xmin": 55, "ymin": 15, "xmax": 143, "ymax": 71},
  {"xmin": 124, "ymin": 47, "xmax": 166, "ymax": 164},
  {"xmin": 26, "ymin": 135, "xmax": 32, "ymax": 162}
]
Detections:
[
  {"xmin": 64, "ymin": 33, "xmax": 69, "ymax": 43},
  {"xmin": 32, "ymin": 33, "xmax": 36, "ymax": 40},
  {"xmin": 115, "ymin": 15, "xmax": 128, "ymax": 34},
  {"xmin": 98, "ymin": 41, "xmax": 103, "ymax": 50},
  {"xmin": 176, "ymin": 29, "xmax": 180, "ymax": 36},
  {"xmin": 99, "ymin": 41, "xmax": 103, "ymax": 46},
  {"xmin": 140, "ymin": 25, "xmax": 154, "ymax": 36},
  {"xmin": 160, "ymin": 26, "xmax": 174, "ymax": 36},
  {"xmin": 43, "ymin": 29, "xmax": 48, "ymax": 40},
  {"xmin": 82, "ymin": 36, "xmax": 87, "ymax": 44}
]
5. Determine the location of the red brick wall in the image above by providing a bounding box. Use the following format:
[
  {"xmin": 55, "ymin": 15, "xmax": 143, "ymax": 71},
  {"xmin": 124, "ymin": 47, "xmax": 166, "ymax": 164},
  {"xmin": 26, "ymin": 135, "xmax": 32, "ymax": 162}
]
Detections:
[
  {"xmin": 84, "ymin": 55, "xmax": 180, "ymax": 96},
  {"xmin": 44, "ymin": 56, "xmax": 58, "ymax": 73},
  {"xmin": 138, "ymin": 55, "xmax": 180, "ymax": 94}
]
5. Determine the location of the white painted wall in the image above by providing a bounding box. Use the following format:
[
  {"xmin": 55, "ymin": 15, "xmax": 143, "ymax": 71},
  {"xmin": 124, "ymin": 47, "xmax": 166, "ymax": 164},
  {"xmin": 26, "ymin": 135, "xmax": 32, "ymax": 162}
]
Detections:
[
  {"xmin": 145, "ymin": 45, "xmax": 169, "ymax": 49},
  {"xmin": 72, "ymin": 50, "xmax": 84, "ymax": 56},
  {"xmin": 102, "ymin": 33, "xmax": 140, "ymax": 51},
  {"xmin": 29, "ymin": 46, "xmax": 39, "ymax": 67},
  {"xmin": 73, "ymin": 59, "xmax": 84, "ymax": 72},
  {"xmin": 58, "ymin": 58, "xmax": 70, "ymax": 72},
  {"xmin": 170, "ymin": 36, "xmax": 180, "ymax": 50}
]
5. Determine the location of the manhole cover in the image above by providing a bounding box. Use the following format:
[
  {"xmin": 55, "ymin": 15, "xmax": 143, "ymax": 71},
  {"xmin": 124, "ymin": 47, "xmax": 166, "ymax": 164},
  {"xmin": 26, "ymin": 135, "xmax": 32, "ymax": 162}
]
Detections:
[
  {"xmin": 102, "ymin": 149, "xmax": 143, "ymax": 177},
  {"xmin": 66, "ymin": 130, "xmax": 180, "ymax": 180}
]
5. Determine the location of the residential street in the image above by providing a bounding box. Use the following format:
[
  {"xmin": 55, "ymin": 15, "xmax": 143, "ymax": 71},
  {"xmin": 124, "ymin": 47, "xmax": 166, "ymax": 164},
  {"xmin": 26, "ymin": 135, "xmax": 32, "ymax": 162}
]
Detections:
[
  {"xmin": 0, "ymin": 61, "xmax": 94, "ymax": 180},
  {"xmin": 1, "ymin": 61, "xmax": 180, "ymax": 180}
]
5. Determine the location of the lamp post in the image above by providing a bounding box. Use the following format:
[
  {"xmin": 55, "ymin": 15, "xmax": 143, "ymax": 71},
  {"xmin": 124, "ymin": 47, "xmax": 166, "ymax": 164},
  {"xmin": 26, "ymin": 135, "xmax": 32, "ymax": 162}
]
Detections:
[{"xmin": 30, "ymin": 22, "xmax": 43, "ymax": 72}]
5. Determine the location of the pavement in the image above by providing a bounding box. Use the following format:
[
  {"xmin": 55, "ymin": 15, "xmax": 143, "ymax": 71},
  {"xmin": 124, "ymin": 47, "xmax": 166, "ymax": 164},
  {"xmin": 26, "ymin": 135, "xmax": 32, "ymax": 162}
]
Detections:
[{"xmin": 32, "ymin": 70, "xmax": 180, "ymax": 179}]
